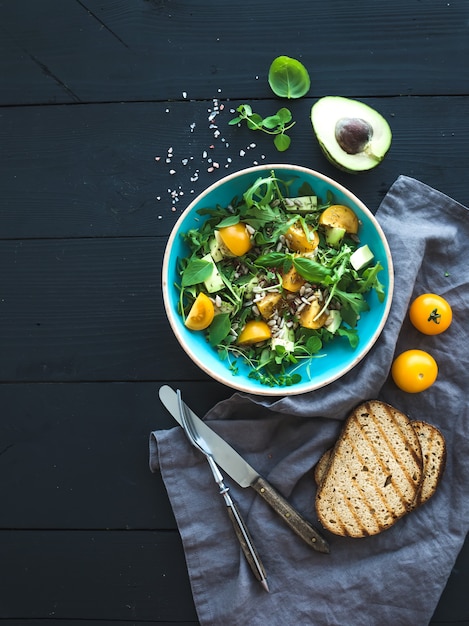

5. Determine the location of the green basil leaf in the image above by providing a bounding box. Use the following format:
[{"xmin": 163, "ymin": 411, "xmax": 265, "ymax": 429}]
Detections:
[
  {"xmin": 293, "ymin": 257, "xmax": 332, "ymax": 283},
  {"xmin": 255, "ymin": 252, "xmax": 287, "ymax": 268},
  {"xmin": 181, "ymin": 258, "xmax": 213, "ymax": 287},
  {"xmin": 268, "ymin": 56, "xmax": 311, "ymax": 99},
  {"xmin": 208, "ymin": 314, "xmax": 231, "ymax": 346}
]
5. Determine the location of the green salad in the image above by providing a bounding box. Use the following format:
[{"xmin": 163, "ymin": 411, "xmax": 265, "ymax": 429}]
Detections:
[{"xmin": 177, "ymin": 171, "xmax": 385, "ymax": 387}]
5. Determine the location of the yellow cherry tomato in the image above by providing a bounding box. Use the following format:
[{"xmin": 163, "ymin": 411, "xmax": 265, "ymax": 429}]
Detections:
[
  {"xmin": 282, "ymin": 264, "xmax": 306, "ymax": 292},
  {"xmin": 318, "ymin": 205, "xmax": 359, "ymax": 234},
  {"xmin": 237, "ymin": 320, "xmax": 272, "ymax": 345},
  {"xmin": 184, "ymin": 292, "xmax": 215, "ymax": 331},
  {"xmin": 391, "ymin": 349, "xmax": 438, "ymax": 393},
  {"xmin": 409, "ymin": 293, "xmax": 452, "ymax": 335},
  {"xmin": 285, "ymin": 222, "xmax": 320, "ymax": 253},
  {"xmin": 218, "ymin": 223, "xmax": 252, "ymax": 256}
]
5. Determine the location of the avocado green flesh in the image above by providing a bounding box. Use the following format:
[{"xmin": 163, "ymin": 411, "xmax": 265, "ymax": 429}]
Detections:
[{"xmin": 311, "ymin": 96, "xmax": 392, "ymax": 173}]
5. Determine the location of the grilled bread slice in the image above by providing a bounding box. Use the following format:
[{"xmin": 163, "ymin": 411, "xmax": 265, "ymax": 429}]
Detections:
[
  {"xmin": 412, "ymin": 420, "xmax": 446, "ymax": 507},
  {"xmin": 315, "ymin": 400, "xmax": 424, "ymax": 538},
  {"xmin": 315, "ymin": 421, "xmax": 446, "ymax": 511}
]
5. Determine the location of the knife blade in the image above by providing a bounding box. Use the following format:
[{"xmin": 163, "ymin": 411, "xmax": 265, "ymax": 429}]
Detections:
[{"xmin": 159, "ymin": 385, "xmax": 329, "ymax": 554}]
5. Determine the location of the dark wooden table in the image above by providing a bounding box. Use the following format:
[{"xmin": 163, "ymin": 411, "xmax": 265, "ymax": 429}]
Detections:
[{"xmin": 1, "ymin": 1, "xmax": 468, "ymax": 624}]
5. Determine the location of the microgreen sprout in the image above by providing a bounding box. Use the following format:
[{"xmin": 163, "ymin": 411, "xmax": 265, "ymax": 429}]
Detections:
[{"xmin": 229, "ymin": 104, "xmax": 295, "ymax": 152}]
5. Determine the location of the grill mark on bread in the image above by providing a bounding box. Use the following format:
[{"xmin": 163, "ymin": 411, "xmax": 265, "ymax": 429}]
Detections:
[
  {"xmin": 355, "ymin": 403, "xmax": 421, "ymax": 508},
  {"xmin": 315, "ymin": 401, "xmax": 427, "ymax": 538},
  {"xmin": 346, "ymin": 434, "xmax": 403, "ymax": 529},
  {"xmin": 314, "ymin": 413, "xmax": 446, "ymax": 538}
]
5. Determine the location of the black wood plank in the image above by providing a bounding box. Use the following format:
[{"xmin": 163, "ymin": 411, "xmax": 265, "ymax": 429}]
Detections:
[
  {"xmin": 0, "ymin": 531, "xmax": 467, "ymax": 624},
  {"xmin": 1, "ymin": 0, "xmax": 468, "ymax": 105},
  {"xmin": 0, "ymin": 529, "xmax": 198, "ymax": 622},
  {"xmin": 0, "ymin": 381, "xmax": 231, "ymax": 529},
  {"xmin": 1, "ymin": 97, "xmax": 469, "ymax": 240},
  {"xmin": 0, "ymin": 237, "xmax": 197, "ymax": 382}
]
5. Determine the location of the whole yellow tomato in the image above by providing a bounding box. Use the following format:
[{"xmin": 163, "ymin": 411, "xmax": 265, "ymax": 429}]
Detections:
[
  {"xmin": 391, "ymin": 349, "xmax": 438, "ymax": 393},
  {"xmin": 237, "ymin": 320, "xmax": 271, "ymax": 345},
  {"xmin": 218, "ymin": 223, "xmax": 252, "ymax": 256},
  {"xmin": 409, "ymin": 293, "xmax": 452, "ymax": 335},
  {"xmin": 184, "ymin": 292, "xmax": 214, "ymax": 331}
]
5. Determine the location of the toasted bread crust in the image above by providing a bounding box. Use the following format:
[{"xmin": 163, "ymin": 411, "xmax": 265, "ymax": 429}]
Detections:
[
  {"xmin": 314, "ymin": 448, "xmax": 332, "ymax": 487},
  {"xmin": 315, "ymin": 401, "xmax": 424, "ymax": 538},
  {"xmin": 412, "ymin": 420, "xmax": 446, "ymax": 506}
]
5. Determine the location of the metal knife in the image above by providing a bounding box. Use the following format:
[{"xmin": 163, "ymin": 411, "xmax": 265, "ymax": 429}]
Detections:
[{"xmin": 159, "ymin": 385, "xmax": 329, "ymax": 554}]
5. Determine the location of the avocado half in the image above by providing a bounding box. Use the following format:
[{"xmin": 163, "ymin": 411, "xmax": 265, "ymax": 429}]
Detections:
[{"xmin": 311, "ymin": 96, "xmax": 392, "ymax": 173}]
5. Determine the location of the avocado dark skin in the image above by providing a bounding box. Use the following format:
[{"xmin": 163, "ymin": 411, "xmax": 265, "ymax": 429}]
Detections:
[{"xmin": 334, "ymin": 117, "xmax": 373, "ymax": 155}]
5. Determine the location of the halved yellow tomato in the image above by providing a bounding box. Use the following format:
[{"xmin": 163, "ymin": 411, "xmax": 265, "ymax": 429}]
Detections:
[
  {"xmin": 391, "ymin": 349, "xmax": 438, "ymax": 393},
  {"xmin": 409, "ymin": 293, "xmax": 452, "ymax": 335},
  {"xmin": 285, "ymin": 222, "xmax": 319, "ymax": 253},
  {"xmin": 184, "ymin": 292, "xmax": 215, "ymax": 330},
  {"xmin": 319, "ymin": 205, "xmax": 359, "ymax": 234},
  {"xmin": 218, "ymin": 223, "xmax": 252, "ymax": 256},
  {"xmin": 282, "ymin": 264, "xmax": 305, "ymax": 292},
  {"xmin": 237, "ymin": 320, "xmax": 272, "ymax": 345},
  {"xmin": 299, "ymin": 301, "xmax": 328, "ymax": 329},
  {"xmin": 256, "ymin": 292, "xmax": 283, "ymax": 319}
]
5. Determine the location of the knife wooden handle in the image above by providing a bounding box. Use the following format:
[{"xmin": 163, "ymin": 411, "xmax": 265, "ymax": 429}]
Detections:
[{"xmin": 252, "ymin": 476, "xmax": 329, "ymax": 554}]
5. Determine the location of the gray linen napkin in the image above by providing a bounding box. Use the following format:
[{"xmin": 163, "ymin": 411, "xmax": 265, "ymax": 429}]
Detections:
[{"xmin": 150, "ymin": 175, "xmax": 469, "ymax": 626}]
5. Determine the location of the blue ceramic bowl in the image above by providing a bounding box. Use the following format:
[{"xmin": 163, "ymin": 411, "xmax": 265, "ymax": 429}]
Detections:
[{"xmin": 162, "ymin": 164, "xmax": 394, "ymax": 396}]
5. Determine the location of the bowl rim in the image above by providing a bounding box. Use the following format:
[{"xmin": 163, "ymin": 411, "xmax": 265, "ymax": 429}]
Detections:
[{"xmin": 162, "ymin": 163, "xmax": 394, "ymax": 396}]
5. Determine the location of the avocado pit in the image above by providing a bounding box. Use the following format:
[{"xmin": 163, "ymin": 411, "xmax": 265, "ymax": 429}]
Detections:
[{"xmin": 335, "ymin": 117, "xmax": 373, "ymax": 155}]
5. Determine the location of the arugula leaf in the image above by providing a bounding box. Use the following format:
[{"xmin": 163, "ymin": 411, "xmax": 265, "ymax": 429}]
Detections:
[
  {"xmin": 335, "ymin": 289, "xmax": 370, "ymax": 315},
  {"xmin": 358, "ymin": 262, "xmax": 385, "ymax": 301},
  {"xmin": 337, "ymin": 326, "xmax": 359, "ymax": 348},
  {"xmin": 216, "ymin": 215, "xmax": 240, "ymax": 229}
]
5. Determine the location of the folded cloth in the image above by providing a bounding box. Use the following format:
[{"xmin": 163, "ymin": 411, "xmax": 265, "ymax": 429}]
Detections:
[{"xmin": 150, "ymin": 176, "xmax": 469, "ymax": 626}]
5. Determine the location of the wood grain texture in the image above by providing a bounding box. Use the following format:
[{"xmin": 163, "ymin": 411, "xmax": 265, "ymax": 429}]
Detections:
[
  {"xmin": 0, "ymin": 381, "xmax": 230, "ymax": 529},
  {"xmin": 1, "ymin": 0, "xmax": 468, "ymax": 104},
  {"xmin": 0, "ymin": 530, "xmax": 197, "ymax": 622},
  {"xmin": 1, "ymin": 97, "xmax": 469, "ymax": 239}
]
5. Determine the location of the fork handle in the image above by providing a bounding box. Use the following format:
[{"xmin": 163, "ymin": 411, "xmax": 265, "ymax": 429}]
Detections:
[{"xmin": 222, "ymin": 489, "xmax": 269, "ymax": 592}]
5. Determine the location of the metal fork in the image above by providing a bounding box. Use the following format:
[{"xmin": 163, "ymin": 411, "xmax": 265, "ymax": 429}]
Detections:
[{"xmin": 177, "ymin": 389, "xmax": 269, "ymax": 592}]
